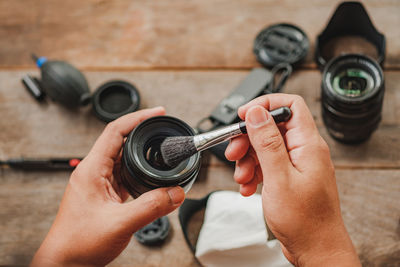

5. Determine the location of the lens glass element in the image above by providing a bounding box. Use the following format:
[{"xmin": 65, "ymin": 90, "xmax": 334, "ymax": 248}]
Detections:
[
  {"xmin": 143, "ymin": 136, "xmax": 172, "ymax": 171},
  {"xmin": 332, "ymin": 68, "xmax": 374, "ymax": 97}
]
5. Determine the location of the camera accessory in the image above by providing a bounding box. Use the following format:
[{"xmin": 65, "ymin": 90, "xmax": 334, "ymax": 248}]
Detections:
[
  {"xmin": 134, "ymin": 216, "xmax": 170, "ymax": 246},
  {"xmin": 22, "ymin": 55, "xmax": 141, "ymax": 123},
  {"xmin": 196, "ymin": 23, "xmax": 305, "ymax": 166},
  {"xmin": 161, "ymin": 107, "xmax": 292, "ymax": 167},
  {"xmin": 120, "ymin": 116, "xmax": 201, "ymax": 198},
  {"xmin": 315, "ymin": 1, "xmax": 385, "ymax": 68},
  {"xmin": 92, "ymin": 80, "xmax": 140, "ymax": 122},
  {"xmin": 321, "ymin": 54, "xmax": 384, "ymax": 143},
  {"xmin": 21, "ymin": 75, "xmax": 45, "ymax": 101},
  {"xmin": 316, "ymin": 2, "xmax": 386, "ymax": 143},
  {"xmin": 196, "ymin": 66, "xmax": 292, "ymax": 165},
  {"xmin": 254, "ymin": 23, "xmax": 309, "ymax": 68},
  {"xmin": 28, "ymin": 54, "xmax": 91, "ymax": 107},
  {"xmin": 0, "ymin": 157, "xmax": 81, "ymax": 170}
]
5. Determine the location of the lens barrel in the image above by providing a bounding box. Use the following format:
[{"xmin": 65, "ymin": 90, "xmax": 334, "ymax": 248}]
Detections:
[
  {"xmin": 120, "ymin": 116, "xmax": 201, "ymax": 198},
  {"xmin": 321, "ymin": 54, "xmax": 384, "ymax": 143}
]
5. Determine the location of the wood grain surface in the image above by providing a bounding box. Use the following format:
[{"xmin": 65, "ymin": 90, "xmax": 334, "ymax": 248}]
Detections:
[
  {"xmin": 0, "ymin": 0, "xmax": 399, "ymax": 69},
  {"xmin": 1, "ymin": 70, "xmax": 400, "ymax": 266},
  {"xmin": 0, "ymin": 0, "xmax": 400, "ymax": 266},
  {"xmin": 1, "ymin": 70, "xmax": 400, "ymax": 167}
]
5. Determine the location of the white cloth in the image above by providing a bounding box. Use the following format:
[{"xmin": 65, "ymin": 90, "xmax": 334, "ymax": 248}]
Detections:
[{"xmin": 195, "ymin": 191, "xmax": 292, "ymax": 267}]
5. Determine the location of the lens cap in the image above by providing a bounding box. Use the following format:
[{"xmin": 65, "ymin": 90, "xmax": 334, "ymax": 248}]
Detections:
[
  {"xmin": 134, "ymin": 216, "xmax": 170, "ymax": 246},
  {"xmin": 253, "ymin": 23, "xmax": 309, "ymax": 67},
  {"xmin": 92, "ymin": 80, "xmax": 140, "ymax": 122}
]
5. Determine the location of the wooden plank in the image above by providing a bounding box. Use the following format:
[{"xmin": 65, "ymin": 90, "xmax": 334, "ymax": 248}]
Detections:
[
  {"xmin": 0, "ymin": 70, "xmax": 399, "ymax": 168},
  {"xmin": 0, "ymin": 0, "xmax": 399, "ymax": 69},
  {"xmin": 1, "ymin": 166, "xmax": 399, "ymax": 266},
  {"xmin": 335, "ymin": 169, "xmax": 400, "ymax": 266},
  {"xmin": 0, "ymin": 164, "xmax": 234, "ymax": 266}
]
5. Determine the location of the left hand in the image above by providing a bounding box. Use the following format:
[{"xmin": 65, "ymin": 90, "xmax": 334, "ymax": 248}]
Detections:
[{"xmin": 31, "ymin": 107, "xmax": 185, "ymax": 266}]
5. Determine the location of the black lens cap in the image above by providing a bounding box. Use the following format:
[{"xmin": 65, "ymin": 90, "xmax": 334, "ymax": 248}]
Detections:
[
  {"xmin": 92, "ymin": 80, "xmax": 140, "ymax": 122},
  {"xmin": 134, "ymin": 216, "xmax": 170, "ymax": 246},
  {"xmin": 253, "ymin": 23, "xmax": 309, "ymax": 67}
]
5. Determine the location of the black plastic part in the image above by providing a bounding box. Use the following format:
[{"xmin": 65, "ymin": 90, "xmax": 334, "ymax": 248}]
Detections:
[
  {"xmin": 92, "ymin": 80, "xmax": 140, "ymax": 122},
  {"xmin": 39, "ymin": 60, "xmax": 91, "ymax": 107},
  {"xmin": 178, "ymin": 193, "xmax": 213, "ymax": 252},
  {"xmin": 208, "ymin": 68, "xmax": 272, "ymax": 126},
  {"xmin": 321, "ymin": 54, "xmax": 384, "ymax": 143},
  {"xmin": 254, "ymin": 23, "xmax": 309, "ymax": 67},
  {"xmin": 196, "ymin": 69, "xmax": 273, "ymax": 166},
  {"xmin": 120, "ymin": 116, "xmax": 201, "ymax": 198},
  {"xmin": 1, "ymin": 157, "xmax": 81, "ymax": 170},
  {"xmin": 134, "ymin": 216, "xmax": 170, "ymax": 246},
  {"xmin": 265, "ymin": 63, "xmax": 293, "ymax": 94},
  {"xmin": 196, "ymin": 71, "xmax": 293, "ymax": 166},
  {"xmin": 21, "ymin": 75, "xmax": 45, "ymax": 101},
  {"xmin": 238, "ymin": 121, "xmax": 247, "ymax": 134},
  {"xmin": 315, "ymin": 1, "xmax": 386, "ymax": 69},
  {"xmin": 270, "ymin": 106, "xmax": 292, "ymax": 123}
]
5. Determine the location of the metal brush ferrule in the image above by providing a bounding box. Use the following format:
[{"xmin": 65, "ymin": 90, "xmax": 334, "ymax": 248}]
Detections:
[{"xmin": 193, "ymin": 123, "xmax": 242, "ymax": 152}]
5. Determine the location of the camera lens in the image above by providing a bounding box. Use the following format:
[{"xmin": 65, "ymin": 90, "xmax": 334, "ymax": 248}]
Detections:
[
  {"xmin": 321, "ymin": 54, "xmax": 384, "ymax": 143},
  {"xmin": 120, "ymin": 116, "xmax": 201, "ymax": 198},
  {"xmin": 143, "ymin": 136, "xmax": 172, "ymax": 171}
]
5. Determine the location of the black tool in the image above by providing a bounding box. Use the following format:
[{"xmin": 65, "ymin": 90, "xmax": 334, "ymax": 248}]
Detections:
[
  {"xmin": 161, "ymin": 107, "xmax": 292, "ymax": 167},
  {"xmin": 25, "ymin": 54, "xmax": 91, "ymax": 107},
  {"xmin": 22, "ymin": 55, "xmax": 141, "ymax": 123},
  {"xmin": 134, "ymin": 216, "xmax": 170, "ymax": 246},
  {"xmin": 0, "ymin": 158, "xmax": 82, "ymax": 170}
]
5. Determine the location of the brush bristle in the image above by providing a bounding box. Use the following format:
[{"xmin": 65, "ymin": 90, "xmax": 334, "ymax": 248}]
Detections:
[{"xmin": 160, "ymin": 136, "xmax": 196, "ymax": 167}]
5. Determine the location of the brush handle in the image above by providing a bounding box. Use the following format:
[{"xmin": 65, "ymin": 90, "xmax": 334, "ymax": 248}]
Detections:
[
  {"xmin": 194, "ymin": 106, "xmax": 291, "ymax": 152},
  {"xmin": 237, "ymin": 106, "xmax": 292, "ymax": 134},
  {"xmin": 0, "ymin": 158, "xmax": 82, "ymax": 170}
]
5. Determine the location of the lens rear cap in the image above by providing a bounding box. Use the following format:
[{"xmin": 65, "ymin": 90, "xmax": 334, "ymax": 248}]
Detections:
[
  {"xmin": 254, "ymin": 23, "xmax": 309, "ymax": 67},
  {"xmin": 134, "ymin": 216, "xmax": 170, "ymax": 246},
  {"xmin": 92, "ymin": 80, "xmax": 140, "ymax": 123}
]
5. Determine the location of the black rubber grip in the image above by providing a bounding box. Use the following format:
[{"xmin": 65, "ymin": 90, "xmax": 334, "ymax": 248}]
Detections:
[{"xmin": 237, "ymin": 106, "xmax": 292, "ymax": 134}]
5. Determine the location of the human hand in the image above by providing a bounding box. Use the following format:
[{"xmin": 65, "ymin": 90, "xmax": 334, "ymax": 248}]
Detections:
[
  {"xmin": 225, "ymin": 94, "xmax": 360, "ymax": 267},
  {"xmin": 31, "ymin": 107, "xmax": 185, "ymax": 267}
]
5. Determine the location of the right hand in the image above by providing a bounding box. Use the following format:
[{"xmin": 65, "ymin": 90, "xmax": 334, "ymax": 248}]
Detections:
[{"xmin": 225, "ymin": 94, "xmax": 360, "ymax": 266}]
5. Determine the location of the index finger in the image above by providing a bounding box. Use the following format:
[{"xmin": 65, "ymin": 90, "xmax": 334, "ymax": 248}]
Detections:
[
  {"xmin": 238, "ymin": 94, "xmax": 320, "ymax": 150},
  {"xmin": 238, "ymin": 94, "xmax": 332, "ymax": 174}
]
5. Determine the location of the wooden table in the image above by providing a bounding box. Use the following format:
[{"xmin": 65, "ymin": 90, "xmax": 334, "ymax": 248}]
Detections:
[{"xmin": 0, "ymin": 1, "xmax": 399, "ymax": 266}]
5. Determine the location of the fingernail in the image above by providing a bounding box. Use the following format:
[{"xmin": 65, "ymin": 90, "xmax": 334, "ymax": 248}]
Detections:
[
  {"xmin": 225, "ymin": 141, "xmax": 232, "ymax": 155},
  {"xmin": 167, "ymin": 187, "xmax": 183, "ymax": 205},
  {"xmin": 152, "ymin": 106, "xmax": 164, "ymax": 111},
  {"xmin": 247, "ymin": 106, "xmax": 269, "ymax": 128}
]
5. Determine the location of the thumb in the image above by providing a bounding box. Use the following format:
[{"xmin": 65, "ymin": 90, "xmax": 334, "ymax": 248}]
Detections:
[
  {"xmin": 245, "ymin": 105, "xmax": 291, "ymax": 181},
  {"xmin": 120, "ymin": 187, "xmax": 185, "ymax": 233}
]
